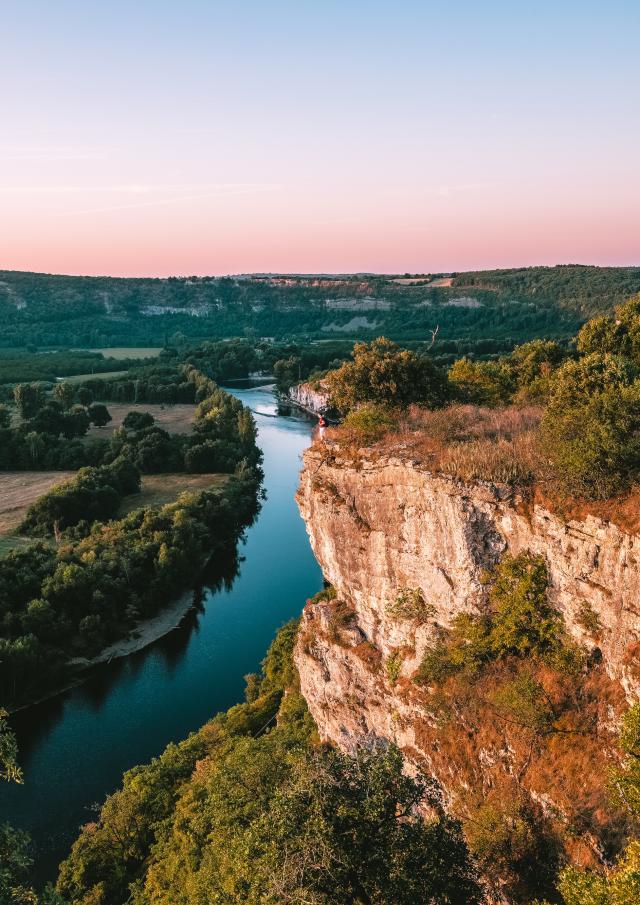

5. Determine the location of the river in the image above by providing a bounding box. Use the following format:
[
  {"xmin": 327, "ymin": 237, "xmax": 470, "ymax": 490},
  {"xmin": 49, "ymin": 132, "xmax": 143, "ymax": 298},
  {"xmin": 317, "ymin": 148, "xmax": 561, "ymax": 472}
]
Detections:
[{"xmin": 0, "ymin": 386, "xmax": 323, "ymax": 884}]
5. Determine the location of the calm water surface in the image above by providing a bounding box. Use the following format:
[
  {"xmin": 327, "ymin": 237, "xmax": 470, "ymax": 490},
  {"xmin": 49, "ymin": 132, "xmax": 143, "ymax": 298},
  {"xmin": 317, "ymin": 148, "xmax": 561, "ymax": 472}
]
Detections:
[{"xmin": 1, "ymin": 386, "xmax": 323, "ymax": 883}]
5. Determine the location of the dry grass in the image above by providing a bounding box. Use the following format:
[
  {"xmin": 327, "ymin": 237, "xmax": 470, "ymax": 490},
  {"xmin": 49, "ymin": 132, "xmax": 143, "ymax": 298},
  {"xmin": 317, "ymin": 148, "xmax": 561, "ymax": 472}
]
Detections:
[
  {"xmin": 327, "ymin": 404, "xmax": 543, "ymax": 486},
  {"xmin": 533, "ymin": 484, "xmax": 640, "ymax": 536},
  {"xmin": 325, "ymin": 402, "xmax": 640, "ymax": 530},
  {"xmin": 0, "ymin": 471, "xmax": 75, "ymax": 533},
  {"xmin": 409, "ymin": 656, "xmax": 632, "ymax": 886},
  {"xmin": 0, "ymin": 471, "xmax": 74, "ymax": 557},
  {"xmin": 86, "ymin": 403, "xmax": 196, "ymax": 439},
  {"xmin": 0, "ymin": 535, "xmax": 38, "ymax": 557},
  {"xmin": 86, "ymin": 347, "xmax": 162, "ymax": 360},
  {"xmin": 117, "ymin": 473, "xmax": 227, "ymax": 516}
]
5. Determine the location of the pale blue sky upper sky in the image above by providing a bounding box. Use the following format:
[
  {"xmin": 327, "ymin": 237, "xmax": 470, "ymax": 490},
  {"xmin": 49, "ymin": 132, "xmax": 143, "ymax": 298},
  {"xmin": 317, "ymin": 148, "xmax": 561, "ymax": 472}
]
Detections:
[{"xmin": 1, "ymin": 0, "xmax": 638, "ymax": 275}]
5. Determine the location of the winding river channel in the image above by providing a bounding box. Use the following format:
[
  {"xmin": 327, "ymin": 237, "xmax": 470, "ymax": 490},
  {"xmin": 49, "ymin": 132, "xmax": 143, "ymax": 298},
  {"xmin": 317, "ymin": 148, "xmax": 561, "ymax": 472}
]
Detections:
[{"xmin": 1, "ymin": 386, "xmax": 323, "ymax": 883}]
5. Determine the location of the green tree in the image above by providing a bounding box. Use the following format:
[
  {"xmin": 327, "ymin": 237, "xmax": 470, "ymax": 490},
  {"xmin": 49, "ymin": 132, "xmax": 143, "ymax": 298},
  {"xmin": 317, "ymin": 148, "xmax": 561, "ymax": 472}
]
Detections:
[
  {"xmin": 88, "ymin": 403, "xmax": 112, "ymax": 427},
  {"xmin": 141, "ymin": 744, "xmax": 482, "ymax": 905},
  {"xmin": 541, "ymin": 354, "xmax": 640, "ymax": 499},
  {"xmin": 53, "ymin": 381, "xmax": 76, "ymax": 410},
  {"xmin": 123, "ymin": 410, "xmax": 155, "ymax": 431},
  {"xmin": 62, "ymin": 405, "xmax": 91, "ymax": 439},
  {"xmin": 448, "ymin": 357, "xmax": 514, "ymax": 405},
  {"xmin": 13, "ymin": 383, "xmax": 45, "ymax": 419},
  {"xmin": 0, "ymin": 708, "xmax": 22, "ymax": 784},
  {"xmin": 274, "ymin": 356, "xmax": 301, "ymax": 392},
  {"xmin": 327, "ymin": 337, "xmax": 448, "ymax": 413},
  {"xmin": 76, "ymin": 387, "xmax": 94, "ymax": 407},
  {"xmin": 576, "ymin": 295, "xmax": 640, "ymax": 364}
]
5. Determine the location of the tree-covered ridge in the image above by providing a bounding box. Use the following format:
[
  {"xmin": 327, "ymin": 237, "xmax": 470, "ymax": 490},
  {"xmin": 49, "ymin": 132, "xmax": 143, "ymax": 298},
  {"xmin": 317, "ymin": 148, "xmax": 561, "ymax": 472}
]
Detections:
[
  {"xmin": 2, "ymin": 265, "xmax": 637, "ymax": 349},
  {"xmin": 55, "ymin": 620, "xmax": 482, "ymax": 905},
  {"xmin": 453, "ymin": 265, "xmax": 640, "ymax": 317}
]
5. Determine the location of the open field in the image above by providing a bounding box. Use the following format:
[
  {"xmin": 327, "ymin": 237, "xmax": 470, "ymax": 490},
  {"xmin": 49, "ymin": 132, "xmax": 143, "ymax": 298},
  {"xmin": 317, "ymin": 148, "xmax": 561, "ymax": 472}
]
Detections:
[
  {"xmin": 63, "ymin": 370, "xmax": 129, "ymax": 384},
  {"xmin": 86, "ymin": 402, "xmax": 196, "ymax": 438},
  {"xmin": 0, "ymin": 471, "xmax": 74, "ymax": 556},
  {"xmin": 0, "ymin": 471, "xmax": 75, "ymax": 534},
  {"xmin": 0, "ymin": 469, "xmax": 226, "ymax": 556},
  {"xmin": 118, "ymin": 473, "xmax": 228, "ymax": 516},
  {"xmin": 76, "ymin": 347, "xmax": 162, "ymax": 360}
]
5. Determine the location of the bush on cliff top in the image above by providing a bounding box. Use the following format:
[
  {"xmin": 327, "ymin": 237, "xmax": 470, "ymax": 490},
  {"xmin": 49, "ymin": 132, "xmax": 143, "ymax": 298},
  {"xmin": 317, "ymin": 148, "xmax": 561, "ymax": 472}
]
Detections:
[{"xmin": 326, "ymin": 337, "xmax": 449, "ymax": 413}]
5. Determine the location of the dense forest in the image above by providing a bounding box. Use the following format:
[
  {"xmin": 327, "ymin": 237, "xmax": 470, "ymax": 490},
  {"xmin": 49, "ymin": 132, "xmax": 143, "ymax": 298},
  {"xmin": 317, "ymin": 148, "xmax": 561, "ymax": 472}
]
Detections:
[
  {"xmin": 2, "ymin": 265, "xmax": 639, "ymax": 353},
  {"xmin": 0, "ymin": 350, "xmax": 263, "ymax": 708},
  {"xmin": 2, "ymin": 620, "xmax": 484, "ymax": 905}
]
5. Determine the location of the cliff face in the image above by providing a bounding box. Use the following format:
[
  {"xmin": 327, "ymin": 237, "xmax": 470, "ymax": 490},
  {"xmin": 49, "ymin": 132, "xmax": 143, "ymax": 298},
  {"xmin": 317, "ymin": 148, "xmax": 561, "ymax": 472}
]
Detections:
[
  {"xmin": 297, "ymin": 446, "xmax": 640, "ymax": 694},
  {"xmin": 295, "ymin": 443, "xmax": 639, "ymax": 897},
  {"xmin": 288, "ymin": 381, "xmax": 330, "ymax": 415}
]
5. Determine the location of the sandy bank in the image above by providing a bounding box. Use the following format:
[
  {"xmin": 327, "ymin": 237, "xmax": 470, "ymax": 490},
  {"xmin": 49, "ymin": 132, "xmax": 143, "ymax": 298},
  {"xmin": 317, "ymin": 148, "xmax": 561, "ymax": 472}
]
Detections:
[{"xmin": 70, "ymin": 591, "xmax": 195, "ymax": 669}]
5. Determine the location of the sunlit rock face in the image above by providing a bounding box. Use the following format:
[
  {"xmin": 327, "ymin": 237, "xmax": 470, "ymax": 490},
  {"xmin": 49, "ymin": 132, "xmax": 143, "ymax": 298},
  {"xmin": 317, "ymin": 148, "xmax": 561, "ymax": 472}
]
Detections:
[
  {"xmin": 294, "ymin": 442, "xmax": 639, "ymax": 898},
  {"xmin": 288, "ymin": 381, "xmax": 330, "ymax": 415},
  {"xmin": 296, "ymin": 444, "xmax": 640, "ymax": 694}
]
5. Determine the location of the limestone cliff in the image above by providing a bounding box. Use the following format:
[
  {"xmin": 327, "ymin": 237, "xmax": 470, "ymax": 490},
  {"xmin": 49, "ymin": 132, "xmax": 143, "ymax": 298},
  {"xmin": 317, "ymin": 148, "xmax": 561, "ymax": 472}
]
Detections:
[
  {"xmin": 295, "ymin": 441, "xmax": 640, "ymax": 899},
  {"xmin": 288, "ymin": 381, "xmax": 330, "ymax": 415}
]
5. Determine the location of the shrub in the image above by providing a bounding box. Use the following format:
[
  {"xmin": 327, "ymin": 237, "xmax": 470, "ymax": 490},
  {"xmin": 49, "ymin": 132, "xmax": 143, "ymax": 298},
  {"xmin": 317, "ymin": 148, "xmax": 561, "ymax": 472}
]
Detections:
[
  {"xmin": 386, "ymin": 650, "xmax": 404, "ymax": 685},
  {"xmin": 326, "ymin": 337, "xmax": 449, "ymax": 413},
  {"xmin": 576, "ymin": 601, "xmax": 601, "ymax": 637},
  {"xmin": 415, "ymin": 554, "xmax": 579, "ymax": 686},
  {"xmin": 342, "ymin": 404, "xmax": 398, "ymax": 445},
  {"xmin": 489, "ymin": 671, "xmax": 554, "ymax": 733},
  {"xmin": 449, "ymin": 358, "xmax": 514, "ymax": 405},
  {"xmin": 465, "ymin": 796, "xmax": 559, "ymax": 900},
  {"xmin": 387, "ymin": 587, "xmax": 435, "ymax": 622},
  {"xmin": 310, "ymin": 586, "xmax": 337, "ymax": 604},
  {"xmin": 541, "ymin": 355, "xmax": 640, "ymax": 499}
]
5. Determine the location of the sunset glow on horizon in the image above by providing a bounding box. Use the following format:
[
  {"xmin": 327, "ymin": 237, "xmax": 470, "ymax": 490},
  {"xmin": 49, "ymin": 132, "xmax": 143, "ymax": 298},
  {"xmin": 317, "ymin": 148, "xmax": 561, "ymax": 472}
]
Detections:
[{"xmin": 2, "ymin": 0, "xmax": 638, "ymax": 277}]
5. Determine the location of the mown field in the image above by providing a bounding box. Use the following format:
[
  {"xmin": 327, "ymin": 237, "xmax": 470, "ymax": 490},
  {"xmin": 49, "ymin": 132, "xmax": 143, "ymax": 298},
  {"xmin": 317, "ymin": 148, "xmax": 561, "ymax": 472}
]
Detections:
[
  {"xmin": 117, "ymin": 473, "xmax": 227, "ymax": 516},
  {"xmin": 0, "ymin": 468, "xmax": 225, "ymax": 556},
  {"xmin": 0, "ymin": 471, "xmax": 75, "ymax": 555},
  {"xmin": 86, "ymin": 402, "xmax": 196, "ymax": 438},
  {"xmin": 79, "ymin": 347, "xmax": 162, "ymax": 360}
]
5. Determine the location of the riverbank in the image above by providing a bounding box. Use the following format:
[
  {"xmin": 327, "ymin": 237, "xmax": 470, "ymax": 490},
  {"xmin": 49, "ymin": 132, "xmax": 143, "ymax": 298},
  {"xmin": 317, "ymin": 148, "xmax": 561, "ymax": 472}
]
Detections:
[
  {"xmin": 9, "ymin": 590, "xmax": 200, "ymax": 714},
  {"xmin": 71, "ymin": 590, "xmax": 196, "ymax": 669},
  {"xmin": 1, "ymin": 385, "xmax": 322, "ymax": 885}
]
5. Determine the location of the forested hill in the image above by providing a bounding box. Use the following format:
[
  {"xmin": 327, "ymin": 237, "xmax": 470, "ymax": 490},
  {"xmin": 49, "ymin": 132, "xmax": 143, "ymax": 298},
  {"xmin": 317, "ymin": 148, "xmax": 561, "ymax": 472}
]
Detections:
[
  {"xmin": 453, "ymin": 265, "xmax": 640, "ymax": 317},
  {"xmin": 1, "ymin": 265, "xmax": 639, "ymax": 350}
]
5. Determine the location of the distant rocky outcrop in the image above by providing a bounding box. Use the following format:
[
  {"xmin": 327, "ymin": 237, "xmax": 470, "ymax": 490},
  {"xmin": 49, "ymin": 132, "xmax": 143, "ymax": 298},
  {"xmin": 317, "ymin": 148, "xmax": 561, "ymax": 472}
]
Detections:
[{"xmin": 288, "ymin": 381, "xmax": 331, "ymax": 416}]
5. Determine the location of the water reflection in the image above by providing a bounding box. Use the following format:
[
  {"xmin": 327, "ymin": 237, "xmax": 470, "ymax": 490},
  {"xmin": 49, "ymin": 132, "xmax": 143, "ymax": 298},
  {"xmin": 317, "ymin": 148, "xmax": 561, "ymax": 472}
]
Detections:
[{"xmin": 1, "ymin": 387, "xmax": 323, "ymax": 885}]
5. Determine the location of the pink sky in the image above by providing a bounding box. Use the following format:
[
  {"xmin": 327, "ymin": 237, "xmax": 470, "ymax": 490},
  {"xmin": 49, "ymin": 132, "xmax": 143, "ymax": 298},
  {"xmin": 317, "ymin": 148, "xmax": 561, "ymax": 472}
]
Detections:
[{"xmin": 2, "ymin": 1, "xmax": 638, "ymax": 277}]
